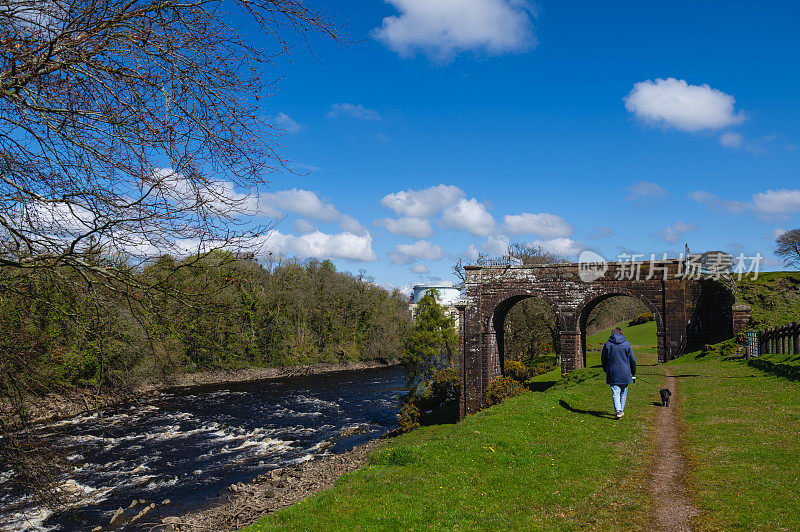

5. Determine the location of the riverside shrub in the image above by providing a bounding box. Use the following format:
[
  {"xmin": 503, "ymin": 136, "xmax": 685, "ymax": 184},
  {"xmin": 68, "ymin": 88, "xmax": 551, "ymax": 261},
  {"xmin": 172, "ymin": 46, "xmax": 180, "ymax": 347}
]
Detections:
[
  {"xmin": 485, "ymin": 376, "xmax": 526, "ymax": 407},
  {"xmin": 397, "ymin": 403, "xmax": 420, "ymax": 433},
  {"xmin": 629, "ymin": 312, "xmax": 654, "ymax": 326},
  {"xmin": 504, "ymin": 360, "xmax": 528, "ymax": 382},
  {"xmin": 429, "ymin": 367, "xmax": 460, "ymax": 405}
]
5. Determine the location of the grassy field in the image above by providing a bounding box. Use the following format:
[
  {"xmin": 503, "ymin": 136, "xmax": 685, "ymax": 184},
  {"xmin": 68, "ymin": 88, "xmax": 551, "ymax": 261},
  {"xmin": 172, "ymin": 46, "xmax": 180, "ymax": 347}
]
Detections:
[
  {"xmin": 587, "ymin": 320, "xmax": 658, "ymax": 355},
  {"xmin": 241, "ymin": 276, "xmax": 800, "ymax": 531},
  {"xmin": 669, "ymin": 345, "xmax": 800, "ymax": 530},
  {"xmin": 245, "ymin": 359, "xmax": 665, "ymax": 531}
]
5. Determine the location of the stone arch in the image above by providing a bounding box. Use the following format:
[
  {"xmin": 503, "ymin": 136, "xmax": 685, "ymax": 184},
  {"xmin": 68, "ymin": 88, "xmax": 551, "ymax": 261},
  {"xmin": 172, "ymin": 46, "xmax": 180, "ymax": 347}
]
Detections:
[
  {"xmin": 485, "ymin": 290, "xmax": 566, "ymax": 377},
  {"xmin": 572, "ymin": 288, "xmax": 665, "ymax": 366}
]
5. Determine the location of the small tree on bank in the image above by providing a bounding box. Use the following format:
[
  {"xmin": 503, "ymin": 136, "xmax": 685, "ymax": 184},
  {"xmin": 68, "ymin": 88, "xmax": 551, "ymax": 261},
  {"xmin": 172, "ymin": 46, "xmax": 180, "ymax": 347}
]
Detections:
[
  {"xmin": 402, "ymin": 289, "xmax": 458, "ymax": 397},
  {"xmin": 776, "ymin": 229, "xmax": 800, "ymax": 268}
]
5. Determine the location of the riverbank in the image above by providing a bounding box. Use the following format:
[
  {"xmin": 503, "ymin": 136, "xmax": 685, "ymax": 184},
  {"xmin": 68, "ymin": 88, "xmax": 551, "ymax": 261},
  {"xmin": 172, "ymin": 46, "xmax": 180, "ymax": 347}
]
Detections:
[
  {"xmin": 2, "ymin": 359, "xmax": 400, "ymax": 427},
  {"xmin": 166, "ymin": 439, "xmax": 383, "ymax": 531}
]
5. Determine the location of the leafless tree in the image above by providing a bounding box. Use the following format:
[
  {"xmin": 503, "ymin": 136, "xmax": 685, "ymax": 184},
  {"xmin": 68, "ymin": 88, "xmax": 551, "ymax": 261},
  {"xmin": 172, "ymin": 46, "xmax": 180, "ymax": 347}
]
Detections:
[
  {"xmin": 0, "ymin": 0, "xmax": 342, "ymax": 504},
  {"xmin": 0, "ymin": 0, "xmax": 342, "ymax": 283},
  {"xmin": 776, "ymin": 229, "xmax": 800, "ymax": 268}
]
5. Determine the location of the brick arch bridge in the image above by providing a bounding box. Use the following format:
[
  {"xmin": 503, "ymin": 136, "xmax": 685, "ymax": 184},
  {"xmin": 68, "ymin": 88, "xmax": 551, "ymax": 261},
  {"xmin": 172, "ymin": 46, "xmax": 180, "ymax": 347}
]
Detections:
[{"xmin": 455, "ymin": 258, "xmax": 745, "ymax": 419}]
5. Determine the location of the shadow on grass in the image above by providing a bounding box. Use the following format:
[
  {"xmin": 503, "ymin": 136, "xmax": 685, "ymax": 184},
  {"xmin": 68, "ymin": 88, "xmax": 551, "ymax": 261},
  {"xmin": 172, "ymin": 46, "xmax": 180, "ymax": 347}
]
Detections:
[
  {"xmin": 420, "ymin": 400, "xmax": 459, "ymax": 426},
  {"xmin": 528, "ymin": 380, "xmax": 558, "ymax": 392},
  {"xmin": 748, "ymin": 359, "xmax": 800, "ymax": 381},
  {"xmin": 558, "ymin": 399, "xmax": 616, "ymax": 419}
]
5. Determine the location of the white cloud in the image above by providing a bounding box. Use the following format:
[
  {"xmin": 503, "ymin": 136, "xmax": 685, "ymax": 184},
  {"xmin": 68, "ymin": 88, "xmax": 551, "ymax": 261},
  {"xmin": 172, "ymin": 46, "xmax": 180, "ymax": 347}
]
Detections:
[
  {"xmin": 20, "ymin": 200, "xmax": 95, "ymax": 235},
  {"xmin": 528, "ymin": 237, "xmax": 585, "ymax": 257},
  {"xmin": 275, "ymin": 112, "xmax": 301, "ymax": 133},
  {"xmin": 156, "ymin": 168, "xmax": 260, "ymax": 216},
  {"xmin": 293, "ymin": 218, "xmax": 315, "ymax": 234},
  {"xmin": 503, "ymin": 212, "xmax": 572, "ymax": 238},
  {"xmin": 626, "ymin": 181, "xmax": 667, "ymax": 201},
  {"xmin": 381, "ymin": 184, "xmax": 463, "ymax": 218},
  {"xmin": 259, "ymin": 188, "xmax": 339, "ymax": 221},
  {"xmin": 374, "ymin": 216, "xmax": 433, "ymax": 238},
  {"xmin": 752, "ymin": 189, "xmax": 800, "ymax": 215},
  {"xmin": 624, "ymin": 78, "xmax": 745, "ymax": 132},
  {"xmin": 654, "ymin": 222, "xmax": 697, "ymax": 243},
  {"xmin": 327, "ymin": 103, "xmax": 381, "ymax": 121},
  {"xmin": 689, "ymin": 189, "xmax": 800, "ymax": 216},
  {"xmin": 263, "ymin": 230, "xmax": 377, "ymax": 262},
  {"xmin": 441, "ymin": 198, "xmax": 495, "ymax": 236},
  {"xmin": 483, "ymin": 234, "xmax": 510, "ymax": 255},
  {"xmin": 390, "ymin": 240, "xmax": 445, "ymax": 264},
  {"xmin": 687, "ymin": 190, "xmax": 748, "ymax": 213},
  {"xmin": 773, "ymin": 228, "xmax": 787, "ymax": 239},
  {"xmin": 373, "ymin": 0, "xmax": 536, "ymax": 62},
  {"xmin": 719, "ymin": 132, "xmax": 743, "ymax": 148},
  {"xmin": 409, "ymin": 263, "xmax": 430, "ymax": 274},
  {"xmin": 339, "ymin": 215, "xmax": 368, "ymax": 235},
  {"xmin": 463, "ymin": 244, "xmax": 481, "ymax": 262}
]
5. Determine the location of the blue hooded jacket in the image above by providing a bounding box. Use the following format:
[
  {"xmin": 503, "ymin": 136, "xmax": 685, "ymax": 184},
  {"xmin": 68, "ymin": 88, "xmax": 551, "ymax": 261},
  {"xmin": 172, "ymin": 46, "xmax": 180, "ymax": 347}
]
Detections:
[{"xmin": 601, "ymin": 333, "xmax": 637, "ymax": 386}]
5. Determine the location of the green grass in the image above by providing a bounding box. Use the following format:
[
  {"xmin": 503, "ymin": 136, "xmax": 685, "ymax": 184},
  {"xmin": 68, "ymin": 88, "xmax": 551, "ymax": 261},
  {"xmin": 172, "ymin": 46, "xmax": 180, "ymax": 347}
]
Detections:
[
  {"xmin": 245, "ymin": 362, "xmax": 665, "ymax": 531},
  {"xmin": 241, "ymin": 283, "xmax": 800, "ymax": 531},
  {"xmin": 738, "ymin": 271, "xmax": 800, "ymax": 328},
  {"xmin": 588, "ymin": 320, "xmax": 658, "ymax": 354},
  {"xmin": 668, "ymin": 346, "xmax": 800, "ymax": 530}
]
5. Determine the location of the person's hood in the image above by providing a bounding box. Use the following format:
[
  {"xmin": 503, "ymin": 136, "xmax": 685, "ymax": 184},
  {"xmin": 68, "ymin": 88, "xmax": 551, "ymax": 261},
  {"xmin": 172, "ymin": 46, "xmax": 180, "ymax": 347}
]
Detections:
[{"xmin": 608, "ymin": 333, "xmax": 627, "ymax": 344}]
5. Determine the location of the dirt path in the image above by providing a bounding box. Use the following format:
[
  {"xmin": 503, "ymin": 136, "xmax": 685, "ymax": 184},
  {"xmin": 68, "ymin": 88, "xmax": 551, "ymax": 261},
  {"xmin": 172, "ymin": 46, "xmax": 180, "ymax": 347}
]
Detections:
[{"xmin": 650, "ymin": 369, "xmax": 699, "ymax": 531}]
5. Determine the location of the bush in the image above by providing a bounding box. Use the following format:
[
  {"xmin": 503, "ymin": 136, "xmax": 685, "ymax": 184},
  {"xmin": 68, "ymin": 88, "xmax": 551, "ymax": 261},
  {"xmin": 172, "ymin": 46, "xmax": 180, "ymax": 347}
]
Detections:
[
  {"xmin": 629, "ymin": 312, "xmax": 654, "ymax": 326},
  {"xmin": 504, "ymin": 360, "xmax": 528, "ymax": 382},
  {"xmin": 535, "ymin": 342, "xmax": 553, "ymax": 355},
  {"xmin": 429, "ymin": 367, "xmax": 460, "ymax": 406},
  {"xmin": 528, "ymin": 361, "xmax": 555, "ymax": 377},
  {"xmin": 484, "ymin": 376, "xmax": 526, "ymax": 407},
  {"xmin": 397, "ymin": 403, "xmax": 420, "ymax": 433}
]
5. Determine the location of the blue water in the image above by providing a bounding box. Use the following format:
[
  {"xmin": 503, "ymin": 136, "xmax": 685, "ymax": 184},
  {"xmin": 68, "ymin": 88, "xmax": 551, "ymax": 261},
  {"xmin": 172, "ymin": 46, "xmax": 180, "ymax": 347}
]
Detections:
[{"xmin": 0, "ymin": 365, "xmax": 406, "ymax": 531}]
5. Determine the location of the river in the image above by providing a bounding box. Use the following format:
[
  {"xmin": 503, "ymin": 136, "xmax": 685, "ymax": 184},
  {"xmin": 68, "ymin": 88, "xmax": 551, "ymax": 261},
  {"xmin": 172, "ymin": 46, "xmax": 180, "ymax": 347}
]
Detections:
[{"xmin": 0, "ymin": 365, "xmax": 407, "ymax": 531}]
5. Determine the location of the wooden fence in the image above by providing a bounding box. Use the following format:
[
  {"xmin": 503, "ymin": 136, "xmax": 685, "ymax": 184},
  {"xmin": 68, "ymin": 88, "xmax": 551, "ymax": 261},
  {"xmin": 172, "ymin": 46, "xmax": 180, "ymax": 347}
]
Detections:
[{"xmin": 757, "ymin": 322, "xmax": 800, "ymax": 356}]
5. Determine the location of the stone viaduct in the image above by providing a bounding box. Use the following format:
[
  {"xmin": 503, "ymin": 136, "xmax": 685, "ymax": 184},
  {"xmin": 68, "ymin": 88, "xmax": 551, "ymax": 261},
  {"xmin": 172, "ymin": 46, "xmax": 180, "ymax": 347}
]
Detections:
[{"xmin": 455, "ymin": 258, "xmax": 748, "ymax": 419}]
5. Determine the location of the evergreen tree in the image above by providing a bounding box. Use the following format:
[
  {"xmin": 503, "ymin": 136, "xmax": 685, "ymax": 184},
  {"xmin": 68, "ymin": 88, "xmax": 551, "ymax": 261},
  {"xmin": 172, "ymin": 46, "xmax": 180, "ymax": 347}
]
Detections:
[{"xmin": 402, "ymin": 289, "xmax": 459, "ymax": 394}]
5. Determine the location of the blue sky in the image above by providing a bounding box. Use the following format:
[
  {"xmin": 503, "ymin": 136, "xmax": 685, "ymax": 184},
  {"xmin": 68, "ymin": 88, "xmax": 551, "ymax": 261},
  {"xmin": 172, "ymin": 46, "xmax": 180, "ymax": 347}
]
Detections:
[{"xmin": 237, "ymin": 0, "xmax": 800, "ymax": 291}]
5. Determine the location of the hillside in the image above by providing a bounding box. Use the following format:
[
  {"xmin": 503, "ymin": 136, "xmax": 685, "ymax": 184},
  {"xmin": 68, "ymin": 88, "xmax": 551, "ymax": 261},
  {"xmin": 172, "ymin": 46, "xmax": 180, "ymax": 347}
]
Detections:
[{"xmin": 737, "ymin": 271, "xmax": 800, "ymax": 328}]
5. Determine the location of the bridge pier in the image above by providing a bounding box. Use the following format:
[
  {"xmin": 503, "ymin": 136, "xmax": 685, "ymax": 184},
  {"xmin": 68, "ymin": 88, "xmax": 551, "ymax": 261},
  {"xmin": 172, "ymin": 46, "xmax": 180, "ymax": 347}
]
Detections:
[
  {"xmin": 459, "ymin": 260, "xmax": 735, "ymax": 420},
  {"xmin": 559, "ymin": 330, "xmax": 582, "ymax": 373}
]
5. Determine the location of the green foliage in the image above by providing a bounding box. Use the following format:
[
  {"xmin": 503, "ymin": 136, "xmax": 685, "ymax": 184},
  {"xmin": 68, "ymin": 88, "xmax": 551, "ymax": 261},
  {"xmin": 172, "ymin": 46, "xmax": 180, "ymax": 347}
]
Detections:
[
  {"xmin": 628, "ymin": 312, "xmax": 654, "ymax": 326},
  {"xmin": 401, "ymin": 289, "xmax": 458, "ymax": 395},
  {"xmin": 429, "ymin": 367, "xmax": 461, "ymax": 406},
  {"xmin": 503, "ymin": 360, "xmax": 528, "ymax": 382},
  {"xmin": 397, "ymin": 404, "xmax": 420, "ymax": 433},
  {"xmin": 484, "ymin": 375, "xmax": 527, "ymax": 407},
  {"xmin": 0, "ymin": 255, "xmax": 412, "ymax": 398}
]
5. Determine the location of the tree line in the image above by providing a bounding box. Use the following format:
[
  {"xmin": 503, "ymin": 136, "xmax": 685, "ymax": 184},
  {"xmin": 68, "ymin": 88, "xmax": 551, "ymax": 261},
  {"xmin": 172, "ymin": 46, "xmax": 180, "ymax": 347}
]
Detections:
[{"xmin": 0, "ymin": 252, "xmax": 411, "ymax": 405}]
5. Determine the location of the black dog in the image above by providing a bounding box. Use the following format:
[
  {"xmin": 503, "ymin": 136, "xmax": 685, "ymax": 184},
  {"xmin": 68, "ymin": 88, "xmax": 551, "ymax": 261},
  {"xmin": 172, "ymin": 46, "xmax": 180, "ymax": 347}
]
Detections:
[{"xmin": 659, "ymin": 388, "xmax": 672, "ymax": 407}]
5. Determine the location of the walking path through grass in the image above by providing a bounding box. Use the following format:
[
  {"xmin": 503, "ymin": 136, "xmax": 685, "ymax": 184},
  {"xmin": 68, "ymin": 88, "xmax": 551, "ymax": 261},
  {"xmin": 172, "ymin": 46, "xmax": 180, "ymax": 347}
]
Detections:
[
  {"xmin": 650, "ymin": 368, "xmax": 698, "ymax": 531},
  {"xmin": 240, "ymin": 338, "xmax": 800, "ymax": 531}
]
